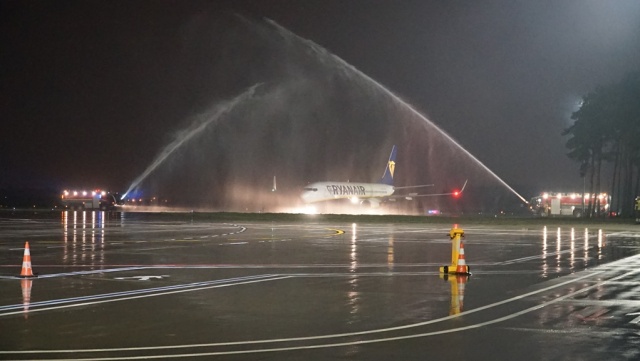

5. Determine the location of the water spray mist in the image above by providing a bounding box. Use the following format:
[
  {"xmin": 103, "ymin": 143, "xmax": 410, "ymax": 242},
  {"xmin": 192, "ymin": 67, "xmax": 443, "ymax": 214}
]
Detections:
[
  {"xmin": 122, "ymin": 83, "xmax": 263, "ymax": 200},
  {"xmin": 265, "ymin": 19, "xmax": 529, "ymax": 205}
]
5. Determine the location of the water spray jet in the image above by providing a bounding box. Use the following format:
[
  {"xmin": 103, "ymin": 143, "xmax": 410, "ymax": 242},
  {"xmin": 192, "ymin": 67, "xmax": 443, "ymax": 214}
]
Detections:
[
  {"xmin": 122, "ymin": 83, "xmax": 263, "ymax": 200},
  {"xmin": 265, "ymin": 19, "xmax": 529, "ymax": 205}
]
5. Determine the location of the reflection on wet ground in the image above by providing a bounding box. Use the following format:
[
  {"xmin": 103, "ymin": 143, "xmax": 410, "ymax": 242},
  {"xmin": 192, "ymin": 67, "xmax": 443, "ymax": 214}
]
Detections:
[{"xmin": 0, "ymin": 212, "xmax": 639, "ymax": 360}]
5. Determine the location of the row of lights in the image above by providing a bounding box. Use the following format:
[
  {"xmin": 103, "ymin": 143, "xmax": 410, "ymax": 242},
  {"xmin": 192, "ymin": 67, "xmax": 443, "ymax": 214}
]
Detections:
[
  {"xmin": 124, "ymin": 197, "xmax": 167, "ymax": 203},
  {"xmin": 61, "ymin": 190, "xmax": 107, "ymax": 198},
  {"xmin": 541, "ymin": 192, "xmax": 608, "ymax": 200}
]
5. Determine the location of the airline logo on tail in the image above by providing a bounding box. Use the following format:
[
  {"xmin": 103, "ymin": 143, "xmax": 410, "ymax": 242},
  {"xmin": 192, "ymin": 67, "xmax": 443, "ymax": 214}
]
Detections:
[{"xmin": 380, "ymin": 145, "xmax": 397, "ymax": 185}]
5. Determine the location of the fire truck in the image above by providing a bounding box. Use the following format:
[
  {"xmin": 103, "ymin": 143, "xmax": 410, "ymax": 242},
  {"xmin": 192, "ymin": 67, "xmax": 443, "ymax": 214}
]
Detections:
[
  {"xmin": 61, "ymin": 189, "xmax": 119, "ymax": 210},
  {"xmin": 530, "ymin": 192, "xmax": 610, "ymax": 217}
]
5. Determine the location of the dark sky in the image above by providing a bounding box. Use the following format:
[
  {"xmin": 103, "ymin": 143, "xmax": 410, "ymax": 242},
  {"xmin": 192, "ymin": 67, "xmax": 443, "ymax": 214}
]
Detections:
[{"xmin": 2, "ymin": 0, "xmax": 639, "ymax": 202}]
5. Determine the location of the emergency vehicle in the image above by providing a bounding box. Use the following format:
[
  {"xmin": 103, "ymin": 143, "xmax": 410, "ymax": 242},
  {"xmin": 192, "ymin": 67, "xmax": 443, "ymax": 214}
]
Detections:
[
  {"xmin": 530, "ymin": 192, "xmax": 609, "ymax": 217},
  {"xmin": 61, "ymin": 189, "xmax": 119, "ymax": 210}
]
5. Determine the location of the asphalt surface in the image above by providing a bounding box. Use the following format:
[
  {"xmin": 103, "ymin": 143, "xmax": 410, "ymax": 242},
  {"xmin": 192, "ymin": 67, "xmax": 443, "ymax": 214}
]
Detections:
[{"xmin": 1, "ymin": 211, "xmax": 639, "ymax": 360}]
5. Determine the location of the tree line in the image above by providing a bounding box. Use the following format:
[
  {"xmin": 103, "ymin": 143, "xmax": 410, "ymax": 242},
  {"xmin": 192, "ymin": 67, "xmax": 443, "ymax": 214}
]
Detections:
[{"xmin": 563, "ymin": 72, "xmax": 640, "ymax": 218}]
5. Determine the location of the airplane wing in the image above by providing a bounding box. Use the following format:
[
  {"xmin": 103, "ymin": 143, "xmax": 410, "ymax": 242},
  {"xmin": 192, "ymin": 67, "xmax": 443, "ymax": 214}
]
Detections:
[
  {"xmin": 388, "ymin": 180, "xmax": 468, "ymax": 200},
  {"xmin": 393, "ymin": 184, "xmax": 435, "ymax": 190}
]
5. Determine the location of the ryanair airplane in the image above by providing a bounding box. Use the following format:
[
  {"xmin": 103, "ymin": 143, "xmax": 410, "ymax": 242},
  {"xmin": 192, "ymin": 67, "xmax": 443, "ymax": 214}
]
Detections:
[{"xmin": 300, "ymin": 145, "xmax": 467, "ymax": 207}]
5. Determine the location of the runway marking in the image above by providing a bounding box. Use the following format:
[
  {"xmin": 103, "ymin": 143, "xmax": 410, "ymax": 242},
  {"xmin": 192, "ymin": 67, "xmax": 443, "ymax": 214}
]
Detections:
[
  {"xmin": 136, "ymin": 247, "xmax": 184, "ymax": 252},
  {"xmin": 575, "ymin": 308, "xmax": 612, "ymax": 322},
  {"xmin": 0, "ymin": 274, "xmax": 290, "ymax": 316},
  {"xmin": 221, "ymin": 227, "xmax": 343, "ymax": 243},
  {"xmin": 0, "ymin": 263, "xmax": 596, "ymax": 277},
  {"xmin": 6, "ymin": 261, "xmax": 640, "ymax": 359},
  {"xmin": 2, "ymin": 225, "xmax": 638, "ymax": 359},
  {"xmin": 0, "ymin": 267, "xmax": 149, "ymax": 280},
  {"xmin": 113, "ymin": 275, "xmax": 169, "ymax": 281},
  {"xmin": 497, "ymin": 246, "xmax": 590, "ymax": 265},
  {"xmin": 7, "ymin": 267, "xmax": 640, "ymax": 360},
  {"xmin": 561, "ymin": 299, "xmax": 640, "ymax": 307},
  {"xmin": 628, "ymin": 312, "xmax": 640, "ymax": 324}
]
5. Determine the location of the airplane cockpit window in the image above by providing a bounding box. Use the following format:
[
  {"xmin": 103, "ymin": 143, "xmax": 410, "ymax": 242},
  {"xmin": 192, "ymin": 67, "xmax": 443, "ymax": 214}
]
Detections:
[{"xmin": 303, "ymin": 187, "xmax": 318, "ymax": 192}]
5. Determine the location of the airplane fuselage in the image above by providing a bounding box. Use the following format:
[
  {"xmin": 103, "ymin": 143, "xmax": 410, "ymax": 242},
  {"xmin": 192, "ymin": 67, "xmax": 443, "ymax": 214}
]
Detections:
[{"xmin": 301, "ymin": 182, "xmax": 394, "ymax": 203}]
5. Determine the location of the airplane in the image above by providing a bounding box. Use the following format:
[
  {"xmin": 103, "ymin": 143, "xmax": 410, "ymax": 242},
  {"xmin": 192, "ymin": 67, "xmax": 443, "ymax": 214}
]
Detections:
[{"xmin": 300, "ymin": 145, "xmax": 467, "ymax": 207}]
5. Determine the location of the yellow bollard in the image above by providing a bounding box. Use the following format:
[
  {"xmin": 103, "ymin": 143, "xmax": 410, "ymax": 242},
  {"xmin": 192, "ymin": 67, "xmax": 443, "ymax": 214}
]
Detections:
[{"xmin": 439, "ymin": 226, "xmax": 470, "ymax": 275}]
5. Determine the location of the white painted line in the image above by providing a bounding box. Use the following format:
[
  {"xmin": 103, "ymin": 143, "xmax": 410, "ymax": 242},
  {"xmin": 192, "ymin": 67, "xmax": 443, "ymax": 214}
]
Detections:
[
  {"xmin": 0, "ymin": 275, "xmax": 290, "ymax": 316},
  {"xmin": 628, "ymin": 312, "xmax": 640, "ymax": 324},
  {"xmin": 4, "ymin": 267, "xmax": 633, "ymax": 358},
  {"xmin": 114, "ymin": 275, "xmax": 169, "ymax": 281},
  {"xmin": 4, "ymin": 247, "xmax": 640, "ymax": 359}
]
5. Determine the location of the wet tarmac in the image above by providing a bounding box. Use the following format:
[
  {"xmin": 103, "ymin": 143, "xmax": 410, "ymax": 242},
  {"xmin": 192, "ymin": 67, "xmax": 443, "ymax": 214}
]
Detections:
[{"xmin": 1, "ymin": 211, "xmax": 639, "ymax": 360}]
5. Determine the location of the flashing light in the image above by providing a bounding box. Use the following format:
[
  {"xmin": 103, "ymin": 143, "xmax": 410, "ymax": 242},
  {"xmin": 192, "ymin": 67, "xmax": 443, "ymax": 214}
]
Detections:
[
  {"xmin": 350, "ymin": 197, "xmax": 360, "ymax": 204},
  {"xmin": 543, "ymin": 193, "xmax": 549, "ymax": 199},
  {"xmin": 453, "ymin": 190, "xmax": 460, "ymax": 198},
  {"xmin": 73, "ymin": 191, "xmax": 78, "ymax": 196}
]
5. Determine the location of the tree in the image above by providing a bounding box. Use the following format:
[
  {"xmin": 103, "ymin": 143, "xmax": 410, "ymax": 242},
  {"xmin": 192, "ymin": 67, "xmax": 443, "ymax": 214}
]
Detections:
[{"xmin": 564, "ymin": 72, "xmax": 640, "ymax": 218}]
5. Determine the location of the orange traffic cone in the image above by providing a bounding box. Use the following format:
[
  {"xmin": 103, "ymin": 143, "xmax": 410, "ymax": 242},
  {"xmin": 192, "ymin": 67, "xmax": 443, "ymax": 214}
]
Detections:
[
  {"xmin": 19, "ymin": 242, "xmax": 36, "ymax": 278},
  {"xmin": 455, "ymin": 241, "xmax": 470, "ymax": 275}
]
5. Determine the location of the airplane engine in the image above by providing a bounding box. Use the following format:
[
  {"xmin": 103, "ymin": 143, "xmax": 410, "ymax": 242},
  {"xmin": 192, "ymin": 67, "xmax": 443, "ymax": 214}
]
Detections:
[{"xmin": 361, "ymin": 199, "xmax": 381, "ymax": 208}]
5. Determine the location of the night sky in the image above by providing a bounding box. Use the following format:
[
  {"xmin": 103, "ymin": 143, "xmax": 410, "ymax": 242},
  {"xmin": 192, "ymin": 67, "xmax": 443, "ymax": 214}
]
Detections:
[{"xmin": 2, "ymin": 1, "xmax": 639, "ymax": 209}]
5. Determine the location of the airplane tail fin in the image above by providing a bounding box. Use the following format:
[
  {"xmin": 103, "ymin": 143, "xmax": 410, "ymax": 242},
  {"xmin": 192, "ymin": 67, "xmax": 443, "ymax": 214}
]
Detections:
[{"xmin": 380, "ymin": 145, "xmax": 397, "ymax": 185}]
